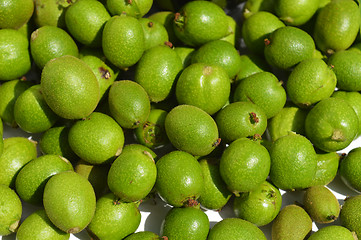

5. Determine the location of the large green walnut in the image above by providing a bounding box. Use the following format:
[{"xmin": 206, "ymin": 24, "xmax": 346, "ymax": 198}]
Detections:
[
  {"xmin": 176, "ymin": 63, "xmax": 231, "ymax": 115},
  {"xmin": 134, "ymin": 45, "xmax": 183, "ymax": 103},
  {"xmin": 102, "ymin": 15, "xmax": 145, "ymax": 69},
  {"xmin": 43, "ymin": 171, "xmax": 96, "ymax": 234},
  {"xmin": 305, "ymin": 97, "xmax": 359, "ymax": 152},
  {"xmin": 155, "ymin": 150, "xmax": 204, "ymax": 207},
  {"xmin": 165, "ymin": 104, "xmax": 220, "ymax": 156},
  {"xmin": 219, "ymin": 138, "xmax": 271, "ymax": 195},
  {"xmin": 68, "ymin": 112, "xmax": 125, "ymax": 165},
  {"xmin": 40, "ymin": 55, "xmax": 100, "ymax": 119},
  {"xmin": 173, "ymin": 1, "xmax": 229, "ymax": 46}
]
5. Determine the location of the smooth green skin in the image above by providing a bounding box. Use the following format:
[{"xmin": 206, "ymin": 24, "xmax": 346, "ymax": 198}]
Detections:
[
  {"xmin": 0, "ymin": 0, "xmax": 34, "ymax": 29},
  {"xmin": 108, "ymin": 80, "xmax": 151, "ymax": 129},
  {"xmin": 305, "ymin": 97, "xmax": 359, "ymax": 152},
  {"xmin": 233, "ymin": 180, "xmax": 282, "ymax": 226},
  {"xmin": 332, "ymin": 91, "xmax": 361, "ymax": 137},
  {"xmin": 134, "ymin": 45, "xmax": 183, "ymax": 103},
  {"xmin": 87, "ymin": 193, "xmax": 141, "ymax": 240},
  {"xmin": 339, "ymin": 147, "xmax": 361, "ymax": 193},
  {"xmin": 268, "ymin": 102, "xmax": 308, "ymax": 142},
  {"xmin": 0, "ymin": 29, "xmax": 32, "ymax": 81},
  {"xmin": 30, "ymin": 25, "xmax": 79, "ymax": 69},
  {"xmin": 0, "ymin": 79, "xmax": 32, "ymax": 127},
  {"xmin": 272, "ymin": 205, "xmax": 312, "ymax": 240},
  {"xmin": 65, "ymin": 0, "xmax": 110, "ymax": 48},
  {"xmin": 307, "ymin": 225, "xmax": 356, "ymax": 240},
  {"xmin": 242, "ymin": 0, "xmax": 275, "ymax": 19},
  {"xmin": 106, "ymin": 0, "xmax": 153, "ymax": 18},
  {"xmin": 319, "ymin": 0, "xmax": 331, "ymax": 8},
  {"xmin": 215, "ymin": 101, "xmax": 267, "ymax": 143},
  {"xmin": 0, "ymin": 185, "xmax": 22, "ymax": 236},
  {"xmin": 191, "ymin": 40, "xmax": 242, "ymax": 79},
  {"xmin": 43, "ymin": 171, "xmax": 96, "ymax": 234},
  {"xmin": 234, "ymin": 53, "xmax": 271, "ymax": 85},
  {"xmin": 75, "ymin": 159, "xmax": 110, "ymax": 198},
  {"xmin": 68, "ymin": 112, "xmax": 125, "ymax": 165},
  {"xmin": 313, "ymin": 0, "xmax": 360, "ymax": 54},
  {"xmin": 139, "ymin": 18, "xmax": 169, "ymax": 51},
  {"xmin": 340, "ymin": 195, "xmax": 361, "ymax": 238},
  {"xmin": 208, "ymin": 218, "xmax": 267, "ymax": 240},
  {"xmin": 264, "ymin": 26, "xmax": 315, "ymax": 69},
  {"xmin": 148, "ymin": 11, "xmax": 181, "ymax": 46},
  {"xmin": 173, "ymin": 1, "xmax": 229, "ymax": 46},
  {"xmin": 220, "ymin": 15, "xmax": 241, "ymax": 47},
  {"xmin": 164, "ymin": 105, "xmax": 219, "ymax": 156},
  {"xmin": 220, "ymin": 138, "xmax": 270, "ymax": 195},
  {"xmin": 1, "ymin": 93, "xmax": 27, "ymax": 130},
  {"xmin": 80, "ymin": 54, "xmax": 119, "ymax": 103},
  {"xmin": 155, "ymin": 0, "xmax": 228, "ymax": 10},
  {"xmin": 135, "ymin": 108, "xmax": 169, "ymax": 149},
  {"xmin": 16, "ymin": 209, "xmax": 70, "ymax": 240},
  {"xmin": 15, "ymin": 155, "xmax": 73, "ymax": 205},
  {"xmin": 39, "ymin": 125, "xmax": 78, "ymax": 163},
  {"xmin": 102, "ymin": 15, "xmax": 145, "ymax": 69},
  {"xmin": 0, "ymin": 118, "xmax": 3, "ymax": 157},
  {"xmin": 41, "ymin": 55, "xmax": 100, "ymax": 120},
  {"xmin": 233, "ymin": 71, "xmax": 287, "ymax": 119},
  {"xmin": 274, "ymin": 0, "xmax": 319, "ymax": 26},
  {"xmin": 198, "ymin": 158, "xmax": 232, "ymax": 211},
  {"xmin": 287, "ymin": 58, "xmax": 337, "ymax": 108},
  {"xmin": 121, "ymin": 143, "xmax": 158, "ymax": 162},
  {"xmin": 155, "ymin": 151, "xmax": 204, "ymax": 207},
  {"xmin": 107, "ymin": 148, "xmax": 157, "ymax": 202},
  {"xmin": 269, "ymin": 133, "xmax": 317, "ymax": 191},
  {"xmin": 0, "ymin": 137, "xmax": 37, "ymax": 188},
  {"xmin": 241, "ymin": 11, "xmax": 285, "ymax": 55},
  {"xmin": 176, "ymin": 63, "xmax": 231, "ymax": 115},
  {"xmin": 161, "ymin": 207, "xmax": 209, "ymax": 240},
  {"xmin": 311, "ymin": 151, "xmax": 340, "ymax": 186},
  {"xmin": 304, "ymin": 186, "xmax": 340, "ymax": 224},
  {"xmin": 14, "ymin": 85, "xmax": 59, "ymax": 133},
  {"xmin": 124, "ymin": 231, "xmax": 160, "ymax": 240},
  {"xmin": 328, "ymin": 50, "xmax": 361, "ymax": 91},
  {"xmin": 33, "ymin": 0, "xmax": 74, "ymax": 28},
  {"xmin": 174, "ymin": 46, "xmax": 195, "ymax": 68}
]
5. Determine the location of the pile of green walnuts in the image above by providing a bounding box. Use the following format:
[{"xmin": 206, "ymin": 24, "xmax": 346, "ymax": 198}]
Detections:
[{"xmin": 1, "ymin": 0, "xmax": 361, "ymax": 239}]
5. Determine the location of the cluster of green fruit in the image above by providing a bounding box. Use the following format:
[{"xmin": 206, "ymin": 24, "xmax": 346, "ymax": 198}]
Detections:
[{"xmin": 1, "ymin": 0, "xmax": 361, "ymax": 239}]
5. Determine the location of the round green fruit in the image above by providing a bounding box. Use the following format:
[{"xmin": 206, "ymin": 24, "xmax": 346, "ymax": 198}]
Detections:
[
  {"xmin": 305, "ymin": 97, "xmax": 358, "ymax": 152},
  {"xmin": 215, "ymin": 101, "xmax": 267, "ymax": 143},
  {"xmin": 161, "ymin": 207, "xmax": 209, "ymax": 240},
  {"xmin": 220, "ymin": 138, "xmax": 271, "ymax": 194},
  {"xmin": 269, "ymin": 132, "xmax": 317, "ymax": 191},
  {"xmin": 165, "ymin": 104, "xmax": 220, "ymax": 156},
  {"xmin": 16, "ymin": 209, "xmax": 70, "ymax": 240},
  {"xmin": 87, "ymin": 193, "xmax": 141, "ymax": 240},
  {"xmin": 43, "ymin": 171, "xmax": 96, "ymax": 234},
  {"xmin": 41, "ymin": 55, "xmax": 100, "ymax": 119},
  {"xmin": 155, "ymin": 150, "xmax": 204, "ymax": 207},
  {"xmin": 176, "ymin": 63, "xmax": 231, "ymax": 115},
  {"xmin": 208, "ymin": 218, "xmax": 267, "ymax": 240},
  {"xmin": 233, "ymin": 180, "xmax": 282, "ymax": 226},
  {"xmin": 0, "ymin": 185, "xmax": 22, "ymax": 236},
  {"xmin": 68, "ymin": 112, "xmax": 125, "ymax": 165}
]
